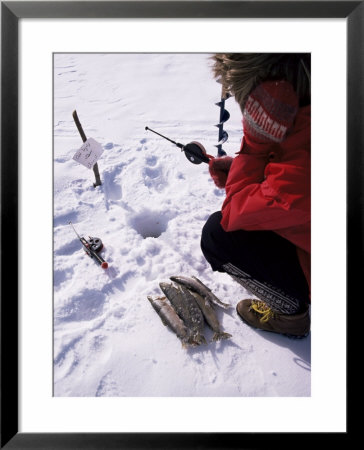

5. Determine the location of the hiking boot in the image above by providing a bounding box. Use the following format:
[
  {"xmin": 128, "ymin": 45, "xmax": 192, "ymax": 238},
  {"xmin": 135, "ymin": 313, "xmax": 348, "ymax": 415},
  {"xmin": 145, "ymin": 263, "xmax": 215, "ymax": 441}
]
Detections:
[{"xmin": 236, "ymin": 299, "xmax": 310, "ymax": 338}]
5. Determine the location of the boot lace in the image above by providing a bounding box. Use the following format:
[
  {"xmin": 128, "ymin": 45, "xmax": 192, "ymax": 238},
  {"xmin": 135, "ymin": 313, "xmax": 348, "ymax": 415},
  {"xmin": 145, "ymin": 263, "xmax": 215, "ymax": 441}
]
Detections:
[{"xmin": 250, "ymin": 300, "xmax": 275, "ymax": 323}]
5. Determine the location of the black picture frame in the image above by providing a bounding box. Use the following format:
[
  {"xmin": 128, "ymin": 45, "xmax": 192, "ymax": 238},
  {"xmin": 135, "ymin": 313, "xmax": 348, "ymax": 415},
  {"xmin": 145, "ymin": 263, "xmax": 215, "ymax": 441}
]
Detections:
[{"xmin": 1, "ymin": 1, "xmax": 357, "ymax": 448}]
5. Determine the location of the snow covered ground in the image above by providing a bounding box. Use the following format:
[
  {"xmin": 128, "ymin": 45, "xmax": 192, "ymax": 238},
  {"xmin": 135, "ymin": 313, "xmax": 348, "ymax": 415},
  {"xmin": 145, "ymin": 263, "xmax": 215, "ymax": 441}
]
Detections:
[{"xmin": 53, "ymin": 53, "xmax": 310, "ymax": 397}]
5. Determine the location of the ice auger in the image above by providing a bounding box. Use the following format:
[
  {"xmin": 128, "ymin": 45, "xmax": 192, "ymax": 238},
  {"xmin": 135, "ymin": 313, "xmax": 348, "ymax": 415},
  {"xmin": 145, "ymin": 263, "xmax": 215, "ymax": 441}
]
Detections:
[{"xmin": 215, "ymin": 86, "xmax": 231, "ymax": 157}]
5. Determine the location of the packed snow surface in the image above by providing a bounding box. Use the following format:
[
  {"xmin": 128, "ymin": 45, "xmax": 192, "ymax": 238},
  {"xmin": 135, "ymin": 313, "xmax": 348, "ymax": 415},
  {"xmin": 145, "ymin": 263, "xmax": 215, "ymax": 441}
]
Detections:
[{"xmin": 53, "ymin": 54, "xmax": 310, "ymax": 397}]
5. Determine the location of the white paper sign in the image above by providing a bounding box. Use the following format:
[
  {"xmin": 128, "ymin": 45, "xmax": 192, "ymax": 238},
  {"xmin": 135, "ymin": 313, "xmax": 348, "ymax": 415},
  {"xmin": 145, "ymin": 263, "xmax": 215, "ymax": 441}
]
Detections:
[{"xmin": 73, "ymin": 137, "xmax": 104, "ymax": 169}]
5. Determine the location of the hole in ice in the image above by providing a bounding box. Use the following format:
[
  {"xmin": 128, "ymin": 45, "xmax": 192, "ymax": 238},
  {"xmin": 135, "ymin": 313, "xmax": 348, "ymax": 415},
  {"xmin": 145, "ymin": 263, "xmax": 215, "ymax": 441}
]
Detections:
[{"xmin": 129, "ymin": 208, "xmax": 173, "ymax": 239}]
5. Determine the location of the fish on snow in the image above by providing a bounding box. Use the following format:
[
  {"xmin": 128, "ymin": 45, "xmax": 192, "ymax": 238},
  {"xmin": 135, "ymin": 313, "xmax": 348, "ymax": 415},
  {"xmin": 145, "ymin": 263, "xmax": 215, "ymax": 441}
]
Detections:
[
  {"xmin": 170, "ymin": 275, "xmax": 231, "ymax": 309},
  {"xmin": 159, "ymin": 282, "xmax": 207, "ymax": 346},
  {"xmin": 147, "ymin": 295, "xmax": 198, "ymax": 348},
  {"xmin": 188, "ymin": 289, "xmax": 232, "ymax": 342}
]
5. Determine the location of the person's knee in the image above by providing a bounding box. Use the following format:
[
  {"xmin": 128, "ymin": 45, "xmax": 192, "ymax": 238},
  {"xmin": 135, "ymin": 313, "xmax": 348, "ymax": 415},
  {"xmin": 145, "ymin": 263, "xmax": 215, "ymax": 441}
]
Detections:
[
  {"xmin": 201, "ymin": 211, "xmax": 223, "ymax": 245},
  {"xmin": 200, "ymin": 211, "xmax": 226, "ymax": 270}
]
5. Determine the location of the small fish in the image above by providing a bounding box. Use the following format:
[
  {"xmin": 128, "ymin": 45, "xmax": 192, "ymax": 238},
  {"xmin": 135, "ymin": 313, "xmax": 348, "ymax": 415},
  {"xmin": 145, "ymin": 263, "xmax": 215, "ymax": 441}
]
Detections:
[
  {"xmin": 170, "ymin": 275, "xmax": 231, "ymax": 309},
  {"xmin": 147, "ymin": 295, "xmax": 194, "ymax": 348},
  {"xmin": 189, "ymin": 290, "xmax": 232, "ymax": 342},
  {"xmin": 159, "ymin": 282, "xmax": 207, "ymax": 346}
]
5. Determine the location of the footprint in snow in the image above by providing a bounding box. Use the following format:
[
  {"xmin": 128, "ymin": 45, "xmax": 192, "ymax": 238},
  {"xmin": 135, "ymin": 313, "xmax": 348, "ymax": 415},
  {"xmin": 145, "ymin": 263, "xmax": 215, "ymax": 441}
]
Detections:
[
  {"xmin": 90, "ymin": 334, "xmax": 107, "ymax": 352},
  {"xmin": 111, "ymin": 270, "xmax": 137, "ymax": 292},
  {"xmin": 55, "ymin": 289, "xmax": 107, "ymax": 323},
  {"xmin": 95, "ymin": 371, "xmax": 121, "ymax": 397},
  {"xmin": 55, "ymin": 238, "xmax": 80, "ymax": 257},
  {"xmin": 54, "ymin": 267, "xmax": 74, "ymax": 289},
  {"xmin": 144, "ymin": 166, "xmax": 160, "ymax": 179},
  {"xmin": 136, "ymin": 256, "xmax": 145, "ymax": 266},
  {"xmin": 54, "ymin": 335, "xmax": 82, "ymax": 367},
  {"xmin": 142, "ymin": 165, "xmax": 166, "ymax": 192},
  {"xmin": 145, "ymin": 155, "xmax": 157, "ymax": 167},
  {"xmin": 69, "ymin": 178, "xmax": 88, "ymax": 196},
  {"xmin": 53, "ymin": 210, "xmax": 79, "ymax": 228},
  {"xmin": 136, "ymin": 138, "xmax": 148, "ymax": 151},
  {"xmin": 112, "ymin": 306, "xmax": 126, "ymax": 319},
  {"xmin": 102, "ymin": 163, "xmax": 125, "ymax": 208}
]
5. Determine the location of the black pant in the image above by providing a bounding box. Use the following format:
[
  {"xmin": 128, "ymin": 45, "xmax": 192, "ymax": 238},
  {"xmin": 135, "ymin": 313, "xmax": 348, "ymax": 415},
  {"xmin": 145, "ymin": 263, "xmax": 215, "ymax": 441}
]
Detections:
[{"xmin": 200, "ymin": 211, "xmax": 309, "ymax": 314}]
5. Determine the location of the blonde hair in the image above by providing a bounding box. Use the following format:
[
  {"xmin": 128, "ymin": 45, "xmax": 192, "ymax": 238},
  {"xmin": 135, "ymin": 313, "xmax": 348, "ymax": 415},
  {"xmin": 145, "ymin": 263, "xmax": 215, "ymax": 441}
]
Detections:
[{"xmin": 211, "ymin": 53, "xmax": 311, "ymax": 111}]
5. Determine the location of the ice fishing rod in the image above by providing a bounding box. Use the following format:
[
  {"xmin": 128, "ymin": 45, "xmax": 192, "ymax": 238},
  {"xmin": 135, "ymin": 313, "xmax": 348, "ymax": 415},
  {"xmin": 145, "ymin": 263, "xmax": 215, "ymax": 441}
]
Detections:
[
  {"xmin": 146, "ymin": 87, "xmax": 231, "ymax": 163},
  {"xmin": 69, "ymin": 221, "xmax": 108, "ymax": 269},
  {"xmin": 145, "ymin": 126, "xmax": 212, "ymax": 165}
]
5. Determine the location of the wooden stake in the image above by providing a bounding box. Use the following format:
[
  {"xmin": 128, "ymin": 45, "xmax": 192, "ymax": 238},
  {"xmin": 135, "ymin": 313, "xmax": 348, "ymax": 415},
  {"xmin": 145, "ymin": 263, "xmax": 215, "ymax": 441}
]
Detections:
[{"xmin": 72, "ymin": 110, "xmax": 102, "ymax": 187}]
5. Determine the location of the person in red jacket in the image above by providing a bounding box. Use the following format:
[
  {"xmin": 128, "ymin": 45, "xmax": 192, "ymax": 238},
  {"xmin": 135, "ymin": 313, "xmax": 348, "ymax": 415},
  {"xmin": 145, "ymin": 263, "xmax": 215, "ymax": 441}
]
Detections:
[{"xmin": 201, "ymin": 53, "xmax": 311, "ymax": 337}]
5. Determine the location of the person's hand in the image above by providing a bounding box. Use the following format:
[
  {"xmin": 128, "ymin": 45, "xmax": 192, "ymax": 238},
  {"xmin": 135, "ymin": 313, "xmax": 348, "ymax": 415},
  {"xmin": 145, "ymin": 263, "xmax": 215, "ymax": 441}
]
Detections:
[{"xmin": 209, "ymin": 156, "xmax": 233, "ymax": 188}]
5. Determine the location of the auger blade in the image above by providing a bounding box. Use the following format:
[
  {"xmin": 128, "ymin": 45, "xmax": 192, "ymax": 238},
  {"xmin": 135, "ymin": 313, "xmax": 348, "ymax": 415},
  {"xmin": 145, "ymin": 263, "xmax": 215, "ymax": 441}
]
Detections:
[
  {"xmin": 220, "ymin": 109, "xmax": 230, "ymax": 123},
  {"xmin": 217, "ymin": 130, "xmax": 229, "ymax": 146},
  {"xmin": 216, "ymin": 145, "xmax": 227, "ymax": 157}
]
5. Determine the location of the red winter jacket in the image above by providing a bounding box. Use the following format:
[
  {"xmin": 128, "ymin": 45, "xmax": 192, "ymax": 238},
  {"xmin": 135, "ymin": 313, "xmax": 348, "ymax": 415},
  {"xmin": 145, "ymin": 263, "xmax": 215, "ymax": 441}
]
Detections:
[{"xmin": 220, "ymin": 96, "xmax": 311, "ymax": 292}]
